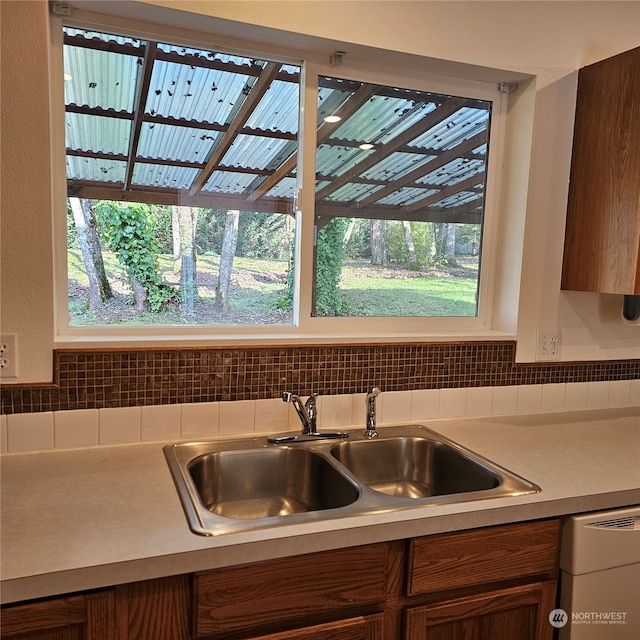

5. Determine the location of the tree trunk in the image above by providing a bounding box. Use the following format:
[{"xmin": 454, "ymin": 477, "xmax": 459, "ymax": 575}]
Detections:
[
  {"xmin": 402, "ymin": 221, "xmax": 417, "ymax": 264},
  {"xmin": 130, "ymin": 274, "xmax": 147, "ymax": 311},
  {"xmin": 344, "ymin": 218, "xmax": 356, "ymax": 246},
  {"xmin": 216, "ymin": 210, "xmax": 239, "ymax": 311},
  {"xmin": 172, "ymin": 206, "xmax": 181, "ymax": 273},
  {"xmin": 370, "ymin": 219, "xmax": 386, "ymax": 265},
  {"xmin": 429, "ymin": 222, "xmax": 438, "ymax": 262},
  {"xmin": 445, "ymin": 222, "xmax": 458, "ymax": 266},
  {"xmin": 174, "ymin": 206, "xmax": 198, "ymax": 313},
  {"xmin": 69, "ymin": 197, "xmax": 112, "ymax": 310}
]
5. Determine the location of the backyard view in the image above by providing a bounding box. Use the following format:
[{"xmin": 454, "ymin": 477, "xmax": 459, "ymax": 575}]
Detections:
[
  {"xmin": 67, "ymin": 199, "xmax": 480, "ymax": 326},
  {"xmin": 63, "ymin": 31, "xmax": 491, "ymax": 328}
]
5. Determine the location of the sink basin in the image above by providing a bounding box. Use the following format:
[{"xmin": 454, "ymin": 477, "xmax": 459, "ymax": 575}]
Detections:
[
  {"xmin": 331, "ymin": 437, "xmax": 500, "ymax": 498},
  {"xmin": 164, "ymin": 425, "xmax": 539, "ymax": 536},
  {"xmin": 189, "ymin": 447, "xmax": 359, "ymax": 519}
]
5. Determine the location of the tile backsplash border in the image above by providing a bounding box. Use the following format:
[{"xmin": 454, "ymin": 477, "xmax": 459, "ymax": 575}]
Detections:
[
  {"xmin": 2, "ymin": 382, "xmax": 638, "ymax": 454},
  {"xmin": 1, "ymin": 340, "xmax": 639, "ymax": 415}
]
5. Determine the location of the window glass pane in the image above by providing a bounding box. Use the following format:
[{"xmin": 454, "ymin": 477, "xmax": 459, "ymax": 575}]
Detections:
[
  {"xmin": 313, "ymin": 75, "xmax": 490, "ymax": 318},
  {"xmin": 63, "ymin": 27, "xmax": 299, "ymax": 326}
]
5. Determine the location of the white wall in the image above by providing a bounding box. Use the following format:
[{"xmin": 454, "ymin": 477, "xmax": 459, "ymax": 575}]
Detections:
[{"xmin": 1, "ymin": 1, "xmax": 639, "ymax": 383}]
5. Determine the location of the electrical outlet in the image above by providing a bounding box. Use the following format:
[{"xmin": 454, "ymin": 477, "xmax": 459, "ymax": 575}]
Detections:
[
  {"xmin": 0, "ymin": 334, "xmax": 18, "ymax": 378},
  {"xmin": 536, "ymin": 330, "xmax": 561, "ymax": 361}
]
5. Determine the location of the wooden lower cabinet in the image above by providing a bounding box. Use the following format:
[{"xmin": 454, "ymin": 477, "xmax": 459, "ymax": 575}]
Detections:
[
  {"xmin": 0, "ymin": 590, "xmax": 115, "ymax": 640},
  {"xmin": 1, "ymin": 519, "xmax": 562, "ymax": 640},
  {"xmin": 404, "ymin": 581, "xmax": 557, "ymax": 640}
]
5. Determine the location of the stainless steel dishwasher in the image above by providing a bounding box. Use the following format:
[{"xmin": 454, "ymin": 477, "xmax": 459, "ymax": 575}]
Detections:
[{"xmin": 557, "ymin": 506, "xmax": 640, "ymax": 639}]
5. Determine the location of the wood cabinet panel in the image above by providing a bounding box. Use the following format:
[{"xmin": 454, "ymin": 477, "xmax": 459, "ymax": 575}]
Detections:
[
  {"xmin": 405, "ymin": 581, "xmax": 557, "ymax": 640},
  {"xmin": 242, "ymin": 613, "xmax": 385, "ymax": 640},
  {"xmin": 562, "ymin": 46, "xmax": 640, "ymax": 294},
  {"xmin": 114, "ymin": 575, "xmax": 190, "ymax": 640},
  {"xmin": 0, "ymin": 591, "xmax": 115, "ymax": 640},
  {"xmin": 407, "ymin": 519, "xmax": 560, "ymax": 596},
  {"xmin": 194, "ymin": 543, "xmax": 389, "ymax": 638}
]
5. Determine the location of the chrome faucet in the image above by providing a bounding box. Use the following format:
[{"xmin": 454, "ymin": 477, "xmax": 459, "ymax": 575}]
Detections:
[
  {"xmin": 363, "ymin": 387, "xmax": 381, "ymax": 438},
  {"xmin": 268, "ymin": 392, "xmax": 349, "ymax": 443},
  {"xmin": 282, "ymin": 391, "xmax": 317, "ymax": 435}
]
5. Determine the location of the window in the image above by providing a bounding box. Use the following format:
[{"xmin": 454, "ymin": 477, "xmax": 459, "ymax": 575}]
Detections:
[
  {"xmin": 62, "ymin": 27, "xmax": 300, "ymax": 327},
  {"xmin": 54, "ymin": 17, "xmax": 506, "ymax": 341},
  {"xmin": 313, "ymin": 75, "xmax": 490, "ymax": 318}
]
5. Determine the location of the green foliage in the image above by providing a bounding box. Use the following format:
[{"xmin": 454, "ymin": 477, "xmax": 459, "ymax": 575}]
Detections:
[
  {"xmin": 344, "ymin": 219, "xmax": 370, "ymax": 259},
  {"xmin": 148, "ymin": 205, "xmax": 174, "ymax": 253},
  {"xmin": 195, "ymin": 209, "xmax": 226, "ymax": 254},
  {"xmin": 239, "ymin": 212, "xmax": 293, "ymax": 259},
  {"xmin": 95, "ymin": 201, "xmax": 178, "ymax": 312},
  {"xmin": 315, "ymin": 217, "xmax": 349, "ymax": 316},
  {"xmin": 385, "ymin": 221, "xmax": 411, "ymax": 265},
  {"xmin": 456, "ymin": 223, "xmax": 481, "ymax": 255},
  {"xmin": 194, "ymin": 210, "xmax": 294, "ymax": 260}
]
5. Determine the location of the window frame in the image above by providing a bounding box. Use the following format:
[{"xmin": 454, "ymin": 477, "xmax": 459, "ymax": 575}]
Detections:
[{"xmin": 51, "ymin": 8, "xmax": 510, "ymax": 346}]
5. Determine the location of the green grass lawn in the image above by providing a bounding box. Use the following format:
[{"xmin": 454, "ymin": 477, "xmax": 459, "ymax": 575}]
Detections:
[
  {"xmin": 68, "ymin": 251, "xmax": 478, "ymax": 325},
  {"xmin": 340, "ymin": 275, "xmax": 477, "ymax": 317}
]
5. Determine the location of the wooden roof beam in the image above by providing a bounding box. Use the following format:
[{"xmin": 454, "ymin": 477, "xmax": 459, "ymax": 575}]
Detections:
[
  {"xmin": 123, "ymin": 42, "xmax": 157, "ymax": 191},
  {"xmin": 247, "ymin": 83, "xmax": 376, "ymax": 202},
  {"xmin": 67, "ymin": 181, "xmax": 293, "ymax": 214},
  {"xmin": 354, "ymin": 131, "xmax": 487, "ymax": 209},
  {"xmin": 315, "ymin": 96, "xmax": 469, "ymax": 201},
  {"xmin": 188, "ymin": 62, "xmax": 282, "ymax": 197},
  {"xmin": 405, "ymin": 172, "xmax": 485, "ymax": 212},
  {"xmin": 314, "ymin": 202, "xmax": 482, "ymax": 229}
]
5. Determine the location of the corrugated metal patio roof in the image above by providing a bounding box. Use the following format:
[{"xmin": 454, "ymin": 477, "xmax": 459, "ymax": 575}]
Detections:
[{"xmin": 63, "ymin": 27, "xmax": 490, "ymax": 225}]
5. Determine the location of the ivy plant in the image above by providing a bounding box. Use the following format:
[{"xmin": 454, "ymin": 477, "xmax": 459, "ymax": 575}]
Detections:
[{"xmin": 97, "ymin": 202, "xmax": 178, "ymax": 312}]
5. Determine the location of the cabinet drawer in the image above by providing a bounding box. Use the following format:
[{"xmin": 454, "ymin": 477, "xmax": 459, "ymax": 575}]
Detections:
[
  {"xmin": 194, "ymin": 543, "xmax": 389, "ymax": 638},
  {"xmin": 241, "ymin": 613, "xmax": 385, "ymax": 640},
  {"xmin": 407, "ymin": 519, "xmax": 560, "ymax": 596}
]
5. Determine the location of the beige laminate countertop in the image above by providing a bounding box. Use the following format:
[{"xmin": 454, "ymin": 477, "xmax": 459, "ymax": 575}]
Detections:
[{"xmin": 2, "ymin": 407, "xmax": 639, "ymax": 605}]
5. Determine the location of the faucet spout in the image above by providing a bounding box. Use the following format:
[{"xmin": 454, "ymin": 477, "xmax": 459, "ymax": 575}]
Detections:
[
  {"xmin": 364, "ymin": 387, "xmax": 381, "ymax": 438},
  {"xmin": 282, "ymin": 391, "xmax": 315, "ymax": 434},
  {"xmin": 274, "ymin": 392, "xmax": 348, "ymax": 443}
]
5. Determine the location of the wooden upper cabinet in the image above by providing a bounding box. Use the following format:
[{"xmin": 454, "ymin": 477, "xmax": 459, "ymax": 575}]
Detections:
[{"xmin": 562, "ymin": 46, "xmax": 640, "ymax": 294}]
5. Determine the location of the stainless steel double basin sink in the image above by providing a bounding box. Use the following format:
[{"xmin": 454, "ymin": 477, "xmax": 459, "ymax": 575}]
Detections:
[{"xmin": 164, "ymin": 425, "xmax": 539, "ymax": 536}]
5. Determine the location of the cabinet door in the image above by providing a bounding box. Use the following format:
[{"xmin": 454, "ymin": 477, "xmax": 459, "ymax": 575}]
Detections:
[
  {"xmin": 0, "ymin": 591, "xmax": 115, "ymax": 640},
  {"xmin": 242, "ymin": 613, "xmax": 385, "ymax": 640},
  {"xmin": 405, "ymin": 581, "xmax": 556, "ymax": 640},
  {"xmin": 562, "ymin": 46, "xmax": 640, "ymax": 294}
]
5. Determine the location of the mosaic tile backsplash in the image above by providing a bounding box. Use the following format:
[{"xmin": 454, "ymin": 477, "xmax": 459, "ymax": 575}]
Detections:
[{"xmin": 1, "ymin": 341, "xmax": 639, "ymax": 415}]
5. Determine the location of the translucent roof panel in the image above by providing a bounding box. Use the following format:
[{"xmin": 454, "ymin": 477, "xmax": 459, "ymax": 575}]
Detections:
[
  {"xmin": 222, "ymin": 135, "xmax": 294, "ymax": 171},
  {"xmin": 263, "ymin": 175, "xmax": 298, "ymax": 198},
  {"xmin": 329, "ymin": 96, "xmax": 437, "ymax": 146},
  {"xmin": 137, "ymin": 123, "xmax": 220, "ymax": 163},
  {"xmin": 246, "ymin": 79, "xmax": 300, "ymax": 134},
  {"xmin": 65, "ymin": 113, "xmax": 130, "ymax": 155},
  {"xmin": 325, "ymin": 182, "xmax": 385, "ymax": 203},
  {"xmin": 63, "ymin": 27, "xmax": 492, "ymax": 224},
  {"xmin": 202, "ymin": 170, "xmax": 260, "ymax": 195},
  {"xmin": 416, "ymin": 158, "xmax": 486, "ymax": 187},
  {"xmin": 64, "ymin": 46, "xmax": 137, "ymax": 112},
  {"xmin": 131, "ymin": 164, "xmax": 200, "ymax": 190},
  {"xmin": 361, "ymin": 152, "xmax": 435, "ymax": 182},
  {"xmin": 66, "ymin": 157, "xmax": 126, "ymax": 183},
  {"xmin": 410, "ymin": 107, "xmax": 490, "ymax": 152},
  {"xmin": 145, "ymin": 60, "xmax": 250, "ymax": 124},
  {"xmin": 316, "ymin": 145, "xmax": 364, "ymax": 179},
  {"xmin": 376, "ymin": 187, "xmax": 440, "ymax": 207}
]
